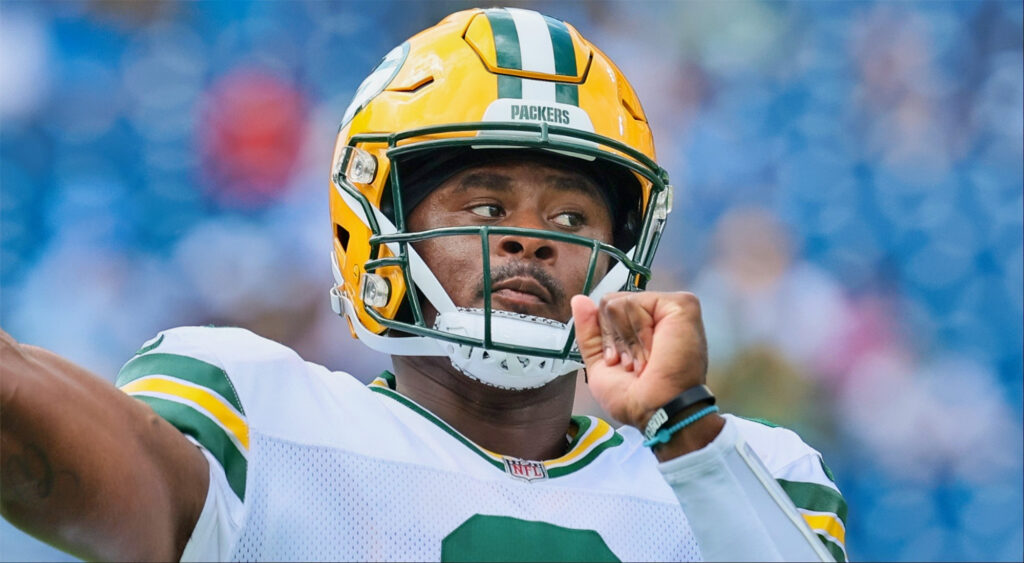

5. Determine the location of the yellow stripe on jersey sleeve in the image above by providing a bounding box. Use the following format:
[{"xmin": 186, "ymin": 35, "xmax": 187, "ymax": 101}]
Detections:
[
  {"xmin": 122, "ymin": 376, "xmax": 250, "ymax": 450},
  {"xmin": 802, "ymin": 511, "xmax": 846, "ymax": 547}
]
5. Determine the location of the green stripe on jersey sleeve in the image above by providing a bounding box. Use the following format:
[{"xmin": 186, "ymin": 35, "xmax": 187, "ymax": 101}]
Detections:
[
  {"xmin": 117, "ymin": 352, "xmax": 244, "ymax": 414},
  {"xmin": 820, "ymin": 535, "xmax": 847, "ymax": 562},
  {"xmin": 819, "ymin": 456, "xmax": 838, "ymax": 484},
  {"xmin": 136, "ymin": 395, "xmax": 248, "ymax": 501},
  {"xmin": 777, "ymin": 478, "xmax": 848, "ymax": 524},
  {"xmin": 778, "ymin": 478, "xmax": 848, "ymax": 560},
  {"xmin": 135, "ymin": 334, "xmax": 165, "ymax": 356}
]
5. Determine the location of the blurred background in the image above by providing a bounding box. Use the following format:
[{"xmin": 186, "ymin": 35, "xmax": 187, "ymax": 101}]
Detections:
[{"xmin": 0, "ymin": 0, "xmax": 1021, "ymax": 561}]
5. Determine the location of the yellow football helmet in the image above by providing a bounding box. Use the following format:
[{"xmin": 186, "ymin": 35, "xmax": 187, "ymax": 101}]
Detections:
[{"xmin": 329, "ymin": 7, "xmax": 673, "ymax": 389}]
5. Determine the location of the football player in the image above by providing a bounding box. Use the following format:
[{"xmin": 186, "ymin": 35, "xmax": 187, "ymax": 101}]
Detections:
[{"xmin": 1, "ymin": 8, "xmax": 847, "ymax": 561}]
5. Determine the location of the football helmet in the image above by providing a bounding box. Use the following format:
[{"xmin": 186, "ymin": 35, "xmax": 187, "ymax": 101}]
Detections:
[{"xmin": 329, "ymin": 7, "xmax": 673, "ymax": 389}]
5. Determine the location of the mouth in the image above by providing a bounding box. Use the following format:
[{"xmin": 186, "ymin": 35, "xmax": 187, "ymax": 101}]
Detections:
[{"xmin": 490, "ymin": 276, "xmax": 552, "ymax": 307}]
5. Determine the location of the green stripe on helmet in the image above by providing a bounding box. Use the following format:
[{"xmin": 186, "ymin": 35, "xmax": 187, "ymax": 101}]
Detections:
[
  {"xmin": 555, "ymin": 83, "xmax": 579, "ymax": 106},
  {"xmin": 544, "ymin": 15, "xmax": 577, "ymax": 77},
  {"xmin": 117, "ymin": 352, "xmax": 245, "ymax": 414},
  {"xmin": 498, "ymin": 75, "xmax": 523, "ymax": 99},
  {"xmin": 485, "ymin": 8, "xmax": 521, "ymax": 71},
  {"xmin": 486, "ymin": 9, "xmax": 579, "ymax": 105}
]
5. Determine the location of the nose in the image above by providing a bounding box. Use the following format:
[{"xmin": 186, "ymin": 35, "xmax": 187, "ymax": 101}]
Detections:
[{"xmin": 496, "ymin": 219, "xmax": 556, "ymax": 262}]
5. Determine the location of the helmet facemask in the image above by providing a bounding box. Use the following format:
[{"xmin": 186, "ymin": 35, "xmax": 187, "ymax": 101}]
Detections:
[{"xmin": 330, "ymin": 122, "xmax": 673, "ymax": 390}]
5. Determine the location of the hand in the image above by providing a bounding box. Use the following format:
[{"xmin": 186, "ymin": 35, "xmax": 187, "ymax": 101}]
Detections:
[{"xmin": 570, "ymin": 291, "xmax": 709, "ymax": 431}]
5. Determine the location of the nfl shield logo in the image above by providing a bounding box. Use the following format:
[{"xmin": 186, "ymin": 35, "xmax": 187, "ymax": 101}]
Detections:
[{"xmin": 502, "ymin": 456, "xmax": 548, "ymax": 482}]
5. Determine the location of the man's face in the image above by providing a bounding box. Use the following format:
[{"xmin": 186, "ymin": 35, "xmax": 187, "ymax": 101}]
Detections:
[{"xmin": 405, "ymin": 157, "xmax": 614, "ymax": 324}]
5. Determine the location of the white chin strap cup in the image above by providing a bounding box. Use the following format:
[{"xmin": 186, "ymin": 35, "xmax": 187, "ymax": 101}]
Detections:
[{"xmin": 434, "ymin": 308, "xmax": 583, "ymax": 390}]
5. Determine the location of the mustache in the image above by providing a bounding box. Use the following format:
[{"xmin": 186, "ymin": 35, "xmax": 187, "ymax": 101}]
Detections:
[{"xmin": 475, "ymin": 262, "xmax": 566, "ymax": 304}]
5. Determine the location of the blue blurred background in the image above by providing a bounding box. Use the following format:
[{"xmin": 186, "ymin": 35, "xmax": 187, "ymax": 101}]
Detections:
[{"xmin": 1, "ymin": 1, "xmax": 1021, "ymax": 561}]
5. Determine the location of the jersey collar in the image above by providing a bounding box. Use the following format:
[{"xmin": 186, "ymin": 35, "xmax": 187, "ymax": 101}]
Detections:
[{"xmin": 368, "ymin": 372, "xmax": 622, "ymax": 479}]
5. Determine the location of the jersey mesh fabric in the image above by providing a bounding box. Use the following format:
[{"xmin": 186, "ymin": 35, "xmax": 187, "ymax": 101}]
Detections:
[
  {"xmin": 231, "ymin": 431, "xmax": 702, "ymax": 562},
  {"xmin": 126, "ymin": 327, "xmax": 839, "ymax": 561}
]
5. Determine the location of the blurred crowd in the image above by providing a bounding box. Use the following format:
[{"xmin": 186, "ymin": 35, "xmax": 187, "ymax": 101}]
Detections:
[{"xmin": 1, "ymin": 1, "xmax": 1021, "ymax": 561}]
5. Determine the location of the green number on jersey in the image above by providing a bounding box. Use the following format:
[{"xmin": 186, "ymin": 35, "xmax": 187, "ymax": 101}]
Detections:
[{"xmin": 441, "ymin": 514, "xmax": 620, "ymax": 562}]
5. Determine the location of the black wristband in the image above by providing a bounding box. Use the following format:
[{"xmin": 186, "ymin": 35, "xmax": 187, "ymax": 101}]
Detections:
[{"xmin": 642, "ymin": 384, "xmax": 716, "ymax": 440}]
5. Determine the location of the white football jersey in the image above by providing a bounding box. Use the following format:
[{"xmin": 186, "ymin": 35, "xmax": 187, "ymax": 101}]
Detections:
[{"xmin": 117, "ymin": 326, "xmax": 847, "ymax": 562}]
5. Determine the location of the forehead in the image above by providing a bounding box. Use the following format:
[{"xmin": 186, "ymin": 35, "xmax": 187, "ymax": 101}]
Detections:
[{"xmin": 438, "ymin": 157, "xmax": 608, "ymax": 204}]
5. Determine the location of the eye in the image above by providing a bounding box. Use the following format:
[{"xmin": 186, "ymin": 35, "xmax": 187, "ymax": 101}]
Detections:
[
  {"xmin": 469, "ymin": 204, "xmax": 504, "ymax": 218},
  {"xmin": 552, "ymin": 211, "xmax": 585, "ymax": 228}
]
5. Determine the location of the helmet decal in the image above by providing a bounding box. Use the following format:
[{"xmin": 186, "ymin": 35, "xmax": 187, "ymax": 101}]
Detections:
[
  {"xmin": 481, "ymin": 99, "xmax": 595, "ymax": 134},
  {"xmin": 482, "ymin": 7, "xmax": 579, "ymax": 104},
  {"xmin": 341, "ymin": 42, "xmax": 409, "ymax": 127}
]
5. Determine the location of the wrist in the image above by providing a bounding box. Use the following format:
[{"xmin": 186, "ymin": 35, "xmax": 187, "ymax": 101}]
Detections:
[
  {"xmin": 651, "ymin": 409, "xmax": 726, "ymax": 462},
  {"xmin": 640, "ymin": 384, "xmax": 715, "ymax": 441}
]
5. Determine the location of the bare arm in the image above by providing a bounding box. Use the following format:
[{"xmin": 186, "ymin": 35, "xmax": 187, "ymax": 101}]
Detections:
[{"xmin": 1, "ymin": 328, "xmax": 208, "ymax": 561}]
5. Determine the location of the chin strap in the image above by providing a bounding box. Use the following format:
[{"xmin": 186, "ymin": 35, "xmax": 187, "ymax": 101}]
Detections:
[
  {"xmin": 332, "ymin": 287, "xmax": 580, "ymax": 389},
  {"xmin": 331, "ymin": 284, "xmax": 445, "ymax": 357},
  {"xmin": 433, "ymin": 308, "xmax": 582, "ymax": 389}
]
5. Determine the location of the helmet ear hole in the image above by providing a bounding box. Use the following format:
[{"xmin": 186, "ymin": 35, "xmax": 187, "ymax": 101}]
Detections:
[
  {"xmin": 388, "ymin": 297, "xmax": 415, "ymax": 329},
  {"xmin": 616, "ymin": 207, "xmax": 641, "ymax": 251},
  {"xmin": 379, "ymin": 180, "xmax": 396, "ymax": 223},
  {"xmin": 336, "ymin": 224, "xmax": 351, "ymax": 251}
]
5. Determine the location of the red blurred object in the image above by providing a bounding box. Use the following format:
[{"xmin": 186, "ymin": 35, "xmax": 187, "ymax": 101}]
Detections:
[{"xmin": 198, "ymin": 68, "xmax": 307, "ymax": 206}]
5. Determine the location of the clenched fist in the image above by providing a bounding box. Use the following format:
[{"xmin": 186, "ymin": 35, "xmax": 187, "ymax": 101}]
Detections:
[{"xmin": 571, "ymin": 291, "xmax": 723, "ymax": 458}]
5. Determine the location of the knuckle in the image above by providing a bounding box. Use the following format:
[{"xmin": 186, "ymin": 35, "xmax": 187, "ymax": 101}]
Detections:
[
  {"xmin": 606, "ymin": 296, "xmax": 631, "ymax": 314},
  {"xmin": 674, "ymin": 291, "xmax": 702, "ymax": 314},
  {"xmin": 599, "ymin": 292, "xmax": 628, "ymax": 307}
]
